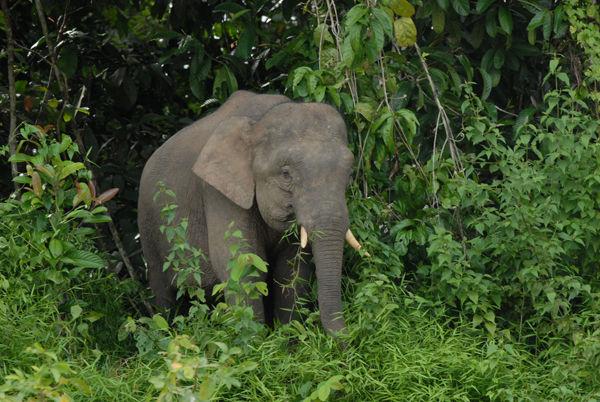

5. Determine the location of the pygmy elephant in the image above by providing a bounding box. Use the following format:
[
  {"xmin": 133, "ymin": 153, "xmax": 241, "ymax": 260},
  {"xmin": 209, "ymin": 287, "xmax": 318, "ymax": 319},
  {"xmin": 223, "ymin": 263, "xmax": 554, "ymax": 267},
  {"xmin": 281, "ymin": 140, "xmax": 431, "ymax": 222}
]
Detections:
[{"xmin": 138, "ymin": 90, "xmax": 366, "ymax": 333}]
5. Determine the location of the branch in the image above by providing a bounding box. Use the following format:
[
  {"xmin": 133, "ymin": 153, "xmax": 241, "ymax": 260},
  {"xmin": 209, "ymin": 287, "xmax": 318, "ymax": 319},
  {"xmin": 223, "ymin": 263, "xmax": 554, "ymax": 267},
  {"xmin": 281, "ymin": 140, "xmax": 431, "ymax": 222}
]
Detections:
[
  {"xmin": 34, "ymin": 0, "xmax": 67, "ymax": 97},
  {"xmin": 1, "ymin": 0, "xmax": 19, "ymax": 191},
  {"xmin": 414, "ymin": 43, "xmax": 463, "ymax": 174}
]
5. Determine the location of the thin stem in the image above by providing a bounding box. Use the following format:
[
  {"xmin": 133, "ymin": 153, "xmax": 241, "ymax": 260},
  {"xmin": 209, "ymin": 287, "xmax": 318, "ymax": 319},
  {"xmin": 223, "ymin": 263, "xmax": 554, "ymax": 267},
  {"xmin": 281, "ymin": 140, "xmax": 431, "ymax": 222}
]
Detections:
[
  {"xmin": 415, "ymin": 43, "xmax": 463, "ymax": 174},
  {"xmin": 1, "ymin": 0, "xmax": 19, "ymax": 190}
]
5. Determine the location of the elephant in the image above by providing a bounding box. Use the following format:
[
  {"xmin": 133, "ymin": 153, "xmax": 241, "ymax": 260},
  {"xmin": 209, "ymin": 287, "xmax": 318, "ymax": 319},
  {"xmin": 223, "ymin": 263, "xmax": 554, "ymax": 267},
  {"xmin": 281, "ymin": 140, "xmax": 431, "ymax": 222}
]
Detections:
[{"xmin": 137, "ymin": 90, "xmax": 367, "ymax": 334}]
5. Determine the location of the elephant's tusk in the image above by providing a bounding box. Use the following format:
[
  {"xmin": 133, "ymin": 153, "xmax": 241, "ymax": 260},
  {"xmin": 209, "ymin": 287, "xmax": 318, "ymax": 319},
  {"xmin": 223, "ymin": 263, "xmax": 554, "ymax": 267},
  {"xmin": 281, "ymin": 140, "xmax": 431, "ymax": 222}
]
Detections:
[
  {"xmin": 300, "ymin": 226, "xmax": 308, "ymax": 248},
  {"xmin": 345, "ymin": 229, "xmax": 370, "ymax": 257}
]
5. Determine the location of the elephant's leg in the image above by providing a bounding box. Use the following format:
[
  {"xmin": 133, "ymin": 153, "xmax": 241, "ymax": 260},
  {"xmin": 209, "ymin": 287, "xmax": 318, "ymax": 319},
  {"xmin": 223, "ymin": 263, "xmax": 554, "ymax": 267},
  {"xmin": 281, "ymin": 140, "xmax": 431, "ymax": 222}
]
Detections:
[
  {"xmin": 203, "ymin": 185, "xmax": 267, "ymax": 322},
  {"xmin": 140, "ymin": 212, "xmax": 177, "ymax": 308},
  {"xmin": 271, "ymin": 245, "xmax": 313, "ymax": 325}
]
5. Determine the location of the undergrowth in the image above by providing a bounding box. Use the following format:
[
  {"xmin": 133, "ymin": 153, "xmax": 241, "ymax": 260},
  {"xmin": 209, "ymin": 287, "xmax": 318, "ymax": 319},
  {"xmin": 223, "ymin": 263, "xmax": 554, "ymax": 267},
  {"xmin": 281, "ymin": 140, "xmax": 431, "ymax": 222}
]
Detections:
[{"xmin": 2, "ymin": 8, "xmax": 600, "ymax": 398}]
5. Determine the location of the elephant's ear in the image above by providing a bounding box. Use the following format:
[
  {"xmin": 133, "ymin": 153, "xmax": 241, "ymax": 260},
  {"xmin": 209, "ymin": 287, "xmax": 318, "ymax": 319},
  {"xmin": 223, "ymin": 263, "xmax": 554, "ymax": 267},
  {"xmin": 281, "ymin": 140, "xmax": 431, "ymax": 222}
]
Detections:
[{"xmin": 193, "ymin": 117, "xmax": 255, "ymax": 209}]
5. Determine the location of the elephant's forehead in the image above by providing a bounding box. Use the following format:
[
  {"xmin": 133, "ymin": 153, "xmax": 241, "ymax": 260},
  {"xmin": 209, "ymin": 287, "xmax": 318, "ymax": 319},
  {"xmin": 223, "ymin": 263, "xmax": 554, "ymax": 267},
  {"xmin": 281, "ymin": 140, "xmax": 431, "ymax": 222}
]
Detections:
[
  {"xmin": 258, "ymin": 103, "xmax": 348, "ymax": 141},
  {"xmin": 256, "ymin": 138, "xmax": 353, "ymax": 168}
]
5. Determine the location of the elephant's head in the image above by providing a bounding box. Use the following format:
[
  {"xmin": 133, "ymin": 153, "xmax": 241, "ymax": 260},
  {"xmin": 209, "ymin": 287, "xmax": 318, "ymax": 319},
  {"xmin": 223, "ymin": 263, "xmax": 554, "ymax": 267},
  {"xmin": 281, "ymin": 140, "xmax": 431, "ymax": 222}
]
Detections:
[{"xmin": 193, "ymin": 94, "xmax": 363, "ymax": 333}]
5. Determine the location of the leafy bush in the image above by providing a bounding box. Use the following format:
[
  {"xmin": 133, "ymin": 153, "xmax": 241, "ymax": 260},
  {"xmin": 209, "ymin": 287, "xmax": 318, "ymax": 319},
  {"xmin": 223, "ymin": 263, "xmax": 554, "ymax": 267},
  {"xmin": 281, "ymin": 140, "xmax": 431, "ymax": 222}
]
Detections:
[{"xmin": 1, "ymin": 0, "xmax": 600, "ymax": 400}]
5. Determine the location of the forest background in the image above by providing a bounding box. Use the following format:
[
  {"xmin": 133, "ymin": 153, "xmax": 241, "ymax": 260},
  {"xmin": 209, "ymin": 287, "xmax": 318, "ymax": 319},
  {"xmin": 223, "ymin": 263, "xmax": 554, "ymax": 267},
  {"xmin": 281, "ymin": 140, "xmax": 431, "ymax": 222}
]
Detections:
[{"xmin": 1, "ymin": 0, "xmax": 599, "ymax": 400}]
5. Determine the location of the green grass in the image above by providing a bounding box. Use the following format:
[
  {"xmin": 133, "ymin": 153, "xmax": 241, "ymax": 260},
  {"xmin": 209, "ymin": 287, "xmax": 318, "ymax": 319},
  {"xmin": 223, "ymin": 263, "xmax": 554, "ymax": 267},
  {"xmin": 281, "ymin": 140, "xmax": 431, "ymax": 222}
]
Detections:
[{"xmin": 3, "ymin": 273, "xmax": 598, "ymax": 401}]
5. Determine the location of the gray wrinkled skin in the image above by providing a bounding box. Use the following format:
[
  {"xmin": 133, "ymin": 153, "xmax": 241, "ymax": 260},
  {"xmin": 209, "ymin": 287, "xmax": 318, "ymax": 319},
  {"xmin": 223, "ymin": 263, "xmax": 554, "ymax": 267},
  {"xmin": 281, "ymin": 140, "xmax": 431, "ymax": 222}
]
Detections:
[{"xmin": 138, "ymin": 90, "xmax": 353, "ymax": 333}]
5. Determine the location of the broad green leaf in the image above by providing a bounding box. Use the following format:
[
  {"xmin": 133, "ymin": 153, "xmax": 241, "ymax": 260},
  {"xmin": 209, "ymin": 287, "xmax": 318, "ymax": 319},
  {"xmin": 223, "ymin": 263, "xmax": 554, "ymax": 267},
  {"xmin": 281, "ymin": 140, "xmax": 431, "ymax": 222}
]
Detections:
[
  {"xmin": 355, "ymin": 102, "xmax": 375, "ymax": 121},
  {"xmin": 476, "ymin": 0, "xmax": 495, "ymax": 14},
  {"xmin": 235, "ymin": 25, "xmax": 255, "ymax": 59},
  {"xmin": 345, "ymin": 4, "xmax": 368, "ymax": 27},
  {"xmin": 230, "ymin": 260, "xmax": 245, "ymax": 281},
  {"xmin": 152, "ymin": 314, "xmax": 169, "ymax": 330},
  {"xmin": 432, "ymin": 5, "xmax": 445, "ymax": 33},
  {"xmin": 49, "ymin": 238, "xmax": 63, "ymax": 258},
  {"xmin": 393, "ymin": 17, "xmax": 417, "ymax": 47},
  {"xmin": 498, "ymin": 6, "xmax": 513, "ymax": 34},
  {"xmin": 8, "ymin": 153, "xmax": 31, "ymax": 163},
  {"xmin": 493, "ymin": 49, "xmax": 505, "ymax": 69},
  {"xmin": 542, "ymin": 10, "xmax": 552, "ymax": 40},
  {"xmin": 59, "ymin": 162, "xmax": 85, "ymax": 180},
  {"xmin": 248, "ymin": 253, "xmax": 268, "ymax": 272},
  {"xmin": 479, "ymin": 68, "xmax": 492, "ymax": 100},
  {"xmin": 527, "ymin": 11, "xmax": 545, "ymax": 32},
  {"xmin": 70, "ymin": 305, "xmax": 82, "ymax": 320},
  {"xmin": 397, "ymin": 109, "xmax": 418, "ymax": 141},
  {"xmin": 452, "ymin": 0, "xmax": 470, "ymax": 17},
  {"xmin": 389, "ymin": 0, "xmax": 415, "ymax": 18},
  {"xmin": 313, "ymin": 23, "xmax": 334, "ymax": 46},
  {"xmin": 255, "ymin": 282, "xmax": 268, "ymax": 296},
  {"xmin": 211, "ymin": 283, "xmax": 226, "ymax": 297},
  {"xmin": 485, "ymin": 10, "xmax": 498, "ymax": 37},
  {"xmin": 372, "ymin": 7, "xmax": 393, "ymax": 39},
  {"xmin": 62, "ymin": 250, "xmax": 105, "ymax": 269},
  {"xmin": 379, "ymin": 113, "xmax": 394, "ymax": 153},
  {"xmin": 436, "ymin": 0, "xmax": 449, "ymax": 11},
  {"xmin": 318, "ymin": 384, "xmax": 331, "ymax": 401},
  {"xmin": 371, "ymin": 18, "xmax": 386, "ymax": 52}
]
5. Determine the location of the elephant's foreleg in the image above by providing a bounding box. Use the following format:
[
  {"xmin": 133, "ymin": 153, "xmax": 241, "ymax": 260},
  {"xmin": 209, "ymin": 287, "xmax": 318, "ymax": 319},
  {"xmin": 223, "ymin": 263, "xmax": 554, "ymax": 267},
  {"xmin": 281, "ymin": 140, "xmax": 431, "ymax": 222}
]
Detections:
[
  {"xmin": 203, "ymin": 185, "xmax": 267, "ymax": 322},
  {"xmin": 271, "ymin": 245, "xmax": 313, "ymax": 325}
]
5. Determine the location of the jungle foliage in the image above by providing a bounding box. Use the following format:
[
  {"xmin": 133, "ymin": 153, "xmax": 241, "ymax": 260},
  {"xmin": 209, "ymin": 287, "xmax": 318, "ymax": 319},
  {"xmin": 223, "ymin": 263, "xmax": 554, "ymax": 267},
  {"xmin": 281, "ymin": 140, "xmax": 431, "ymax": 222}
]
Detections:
[{"xmin": 1, "ymin": 0, "xmax": 599, "ymax": 400}]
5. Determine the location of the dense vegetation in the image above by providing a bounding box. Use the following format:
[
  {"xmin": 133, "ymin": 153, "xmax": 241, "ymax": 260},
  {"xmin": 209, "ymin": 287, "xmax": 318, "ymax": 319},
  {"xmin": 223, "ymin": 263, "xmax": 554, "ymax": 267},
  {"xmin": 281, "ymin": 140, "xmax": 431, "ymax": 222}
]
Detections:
[{"xmin": 1, "ymin": 0, "xmax": 599, "ymax": 399}]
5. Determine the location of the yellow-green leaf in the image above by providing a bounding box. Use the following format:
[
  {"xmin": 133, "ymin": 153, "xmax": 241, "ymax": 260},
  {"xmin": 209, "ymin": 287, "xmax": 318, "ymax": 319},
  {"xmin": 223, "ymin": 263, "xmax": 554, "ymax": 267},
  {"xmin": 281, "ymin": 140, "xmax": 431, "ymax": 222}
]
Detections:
[
  {"xmin": 394, "ymin": 17, "xmax": 417, "ymax": 47},
  {"xmin": 390, "ymin": 0, "xmax": 415, "ymax": 17},
  {"xmin": 432, "ymin": 5, "xmax": 445, "ymax": 33},
  {"xmin": 59, "ymin": 162, "xmax": 85, "ymax": 180}
]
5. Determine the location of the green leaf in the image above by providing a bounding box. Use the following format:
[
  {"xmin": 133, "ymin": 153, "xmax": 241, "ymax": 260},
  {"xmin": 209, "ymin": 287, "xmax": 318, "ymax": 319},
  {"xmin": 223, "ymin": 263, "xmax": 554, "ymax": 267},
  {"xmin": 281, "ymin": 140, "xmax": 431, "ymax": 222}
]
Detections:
[
  {"xmin": 59, "ymin": 162, "xmax": 85, "ymax": 180},
  {"xmin": 230, "ymin": 260, "xmax": 245, "ymax": 282},
  {"xmin": 152, "ymin": 314, "xmax": 169, "ymax": 330},
  {"xmin": 313, "ymin": 23, "xmax": 334, "ymax": 46},
  {"xmin": 235, "ymin": 25, "xmax": 255, "ymax": 59},
  {"xmin": 493, "ymin": 49, "xmax": 505, "ymax": 69},
  {"xmin": 49, "ymin": 238, "xmax": 63, "ymax": 258},
  {"xmin": 355, "ymin": 102, "xmax": 375, "ymax": 121},
  {"xmin": 479, "ymin": 68, "xmax": 492, "ymax": 100},
  {"xmin": 485, "ymin": 11, "xmax": 498, "ymax": 37},
  {"xmin": 372, "ymin": 8, "xmax": 393, "ymax": 39},
  {"xmin": 393, "ymin": 17, "xmax": 417, "ymax": 47},
  {"xmin": 255, "ymin": 282, "xmax": 268, "ymax": 296},
  {"xmin": 318, "ymin": 384, "xmax": 331, "ymax": 401},
  {"xmin": 62, "ymin": 250, "xmax": 105, "ymax": 269},
  {"xmin": 8, "ymin": 153, "xmax": 31, "ymax": 163},
  {"xmin": 389, "ymin": 0, "xmax": 415, "ymax": 18},
  {"xmin": 436, "ymin": 0, "xmax": 449, "ymax": 11},
  {"xmin": 498, "ymin": 6, "xmax": 513, "ymax": 34},
  {"xmin": 476, "ymin": 0, "xmax": 495, "ymax": 14},
  {"xmin": 345, "ymin": 4, "xmax": 369, "ymax": 28},
  {"xmin": 542, "ymin": 10, "xmax": 552, "ymax": 41},
  {"xmin": 70, "ymin": 305, "xmax": 82, "ymax": 320},
  {"xmin": 527, "ymin": 11, "xmax": 545, "ymax": 31},
  {"xmin": 248, "ymin": 254, "xmax": 268, "ymax": 272},
  {"xmin": 452, "ymin": 0, "xmax": 470, "ymax": 17},
  {"xmin": 212, "ymin": 282, "xmax": 227, "ymax": 296},
  {"xmin": 432, "ymin": 5, "xmax": 445, "ymax": 33}
]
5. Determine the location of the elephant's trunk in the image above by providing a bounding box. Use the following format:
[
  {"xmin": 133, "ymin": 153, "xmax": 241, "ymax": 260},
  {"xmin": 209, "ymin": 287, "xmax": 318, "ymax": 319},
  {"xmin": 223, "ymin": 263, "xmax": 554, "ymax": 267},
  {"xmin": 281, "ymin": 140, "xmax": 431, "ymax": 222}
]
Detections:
[{"xmin": 311, "ymin": 224, "xmax": 346, "ymax": 333}]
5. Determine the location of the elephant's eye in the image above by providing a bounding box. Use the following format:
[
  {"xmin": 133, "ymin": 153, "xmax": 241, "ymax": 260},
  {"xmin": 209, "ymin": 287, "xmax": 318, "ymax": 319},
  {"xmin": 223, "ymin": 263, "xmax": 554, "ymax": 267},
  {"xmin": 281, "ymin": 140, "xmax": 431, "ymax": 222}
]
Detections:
[{"xmin": 281, "ymin": 166, "xmax": 292, "ymax": 181}]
